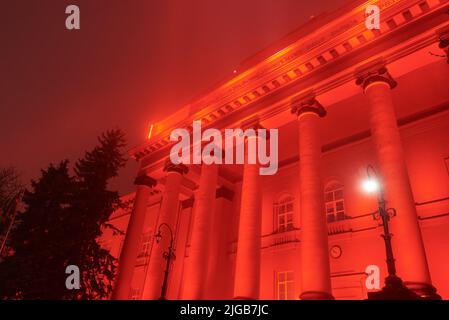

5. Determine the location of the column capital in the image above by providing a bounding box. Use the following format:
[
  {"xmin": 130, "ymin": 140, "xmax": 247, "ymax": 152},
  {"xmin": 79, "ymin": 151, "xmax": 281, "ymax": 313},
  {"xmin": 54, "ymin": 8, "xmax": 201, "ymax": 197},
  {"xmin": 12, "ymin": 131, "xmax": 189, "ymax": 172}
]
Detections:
[
  {"xmin": 181, "ymin": 196, "xmax": 195, "ymax": 209},
  {"xmin": 240, "ymin": 116, "xmax": 269, "ymax": 139},
  {"xmin": 134, "ymin": 175, "xmax": 157, "ymax": 188},
  {"xmin": 164, "ymin": 159, "xmax": 189, "ymax": 175},
  {"xmin": 438, "ymin": 36, "xmax": 449, "ymax": 50},
  {"xmin": 291, "ymin": 93, "xmax": 326, "ymax": 118},
  {"xmin": 240, "ymin": 116, "xmax": 264, "ymax": 131},
  {"xmin": 438, "ymin": 31, "xmax": 449, "ymax": 64},
  {"xmin": 216, "ymin": 186, "xmax": 234, "ymax": 201},
  {"xmin": 355, "ymin": 65, "xmax": 397, "ymax": 91}
]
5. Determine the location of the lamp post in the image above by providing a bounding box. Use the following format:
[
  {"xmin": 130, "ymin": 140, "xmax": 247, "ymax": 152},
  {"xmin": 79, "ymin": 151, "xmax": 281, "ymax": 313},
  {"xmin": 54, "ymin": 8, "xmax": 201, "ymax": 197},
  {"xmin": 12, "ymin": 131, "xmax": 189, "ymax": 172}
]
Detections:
[
  {"xmin": 155, "ymin": 223, "xmax": 175, "ymax": 300},
  {"xmin": 363, "ymin": 165, "xmax": 421, "ymax": 300}
]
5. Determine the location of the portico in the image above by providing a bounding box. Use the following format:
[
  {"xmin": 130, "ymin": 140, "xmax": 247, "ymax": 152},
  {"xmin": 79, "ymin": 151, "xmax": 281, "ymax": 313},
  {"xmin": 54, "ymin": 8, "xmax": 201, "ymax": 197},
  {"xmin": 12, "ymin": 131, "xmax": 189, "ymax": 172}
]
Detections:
[{"xmin": 108, "ymin": 0, "xmax": 449, "ymax": 300}]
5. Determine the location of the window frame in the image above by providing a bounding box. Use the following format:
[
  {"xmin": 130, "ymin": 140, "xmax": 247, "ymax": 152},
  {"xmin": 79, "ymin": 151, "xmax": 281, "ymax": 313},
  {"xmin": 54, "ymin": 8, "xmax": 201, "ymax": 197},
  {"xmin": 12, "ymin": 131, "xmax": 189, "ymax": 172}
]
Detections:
[
  {"xmin": 137, "ymin": 231, "xmax": 152, "ymax": 258},
  {"xmin": 324, "ymin": 183, "xmax": 346, "ymax": 223},
  {"xmin": 275, "ymin": 271, "xmax": 295, "ymax": 300},
  {"xmin": 273, "ymin": 194, "xmax": 295, "ymax": 233}
]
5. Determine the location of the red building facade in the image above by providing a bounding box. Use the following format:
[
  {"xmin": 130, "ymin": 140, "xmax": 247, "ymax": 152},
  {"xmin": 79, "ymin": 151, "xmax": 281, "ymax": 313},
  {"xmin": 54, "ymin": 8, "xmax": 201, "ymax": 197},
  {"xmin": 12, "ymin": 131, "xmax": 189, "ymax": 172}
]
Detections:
[{"xmin": 101, "ymin": 0, "xmax": 449, "ymax": 300}]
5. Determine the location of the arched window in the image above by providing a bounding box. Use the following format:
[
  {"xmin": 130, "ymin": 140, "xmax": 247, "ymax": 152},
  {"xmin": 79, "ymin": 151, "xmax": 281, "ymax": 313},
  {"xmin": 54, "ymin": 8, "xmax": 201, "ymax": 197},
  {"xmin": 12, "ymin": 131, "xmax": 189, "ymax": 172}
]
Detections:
[
  {"xmin": 274, "ymin": 194, "xmax": 295, "ymax": 232},
  {"xmin": 324, "ymin": 182, "xmax": 345, "ymax": 223}
]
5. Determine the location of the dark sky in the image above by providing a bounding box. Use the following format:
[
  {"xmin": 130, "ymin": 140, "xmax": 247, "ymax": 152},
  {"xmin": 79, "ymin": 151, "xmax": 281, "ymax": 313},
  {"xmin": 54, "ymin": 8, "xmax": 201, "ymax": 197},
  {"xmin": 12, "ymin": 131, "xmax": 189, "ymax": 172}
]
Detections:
[{"xmin": 1, "ymin": 0, "xmax": 350, "ymax": 195}]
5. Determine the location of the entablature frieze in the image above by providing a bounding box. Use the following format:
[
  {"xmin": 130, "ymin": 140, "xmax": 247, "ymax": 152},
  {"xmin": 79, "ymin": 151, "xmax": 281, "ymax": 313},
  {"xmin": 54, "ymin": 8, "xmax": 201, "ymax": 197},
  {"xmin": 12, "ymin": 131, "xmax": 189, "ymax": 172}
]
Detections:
[{"xmin": 130, "ymin": 0, "xmax": 449, "ymax": 162}]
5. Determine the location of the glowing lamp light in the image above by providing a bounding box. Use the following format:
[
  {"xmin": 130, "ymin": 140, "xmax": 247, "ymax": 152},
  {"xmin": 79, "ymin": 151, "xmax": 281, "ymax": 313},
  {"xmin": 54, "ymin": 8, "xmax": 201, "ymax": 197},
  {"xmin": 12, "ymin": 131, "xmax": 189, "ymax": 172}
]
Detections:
[
  {"xmin": 147, "ymin": 123, "xmax": 154, "ymax": 140},
  {"xmin": 155, "ymin": 231, "xmax": 162, "ymax": 244},
  {"xmin": 363, "ymin": 178, "xmax": 379, "ymax": 193}
]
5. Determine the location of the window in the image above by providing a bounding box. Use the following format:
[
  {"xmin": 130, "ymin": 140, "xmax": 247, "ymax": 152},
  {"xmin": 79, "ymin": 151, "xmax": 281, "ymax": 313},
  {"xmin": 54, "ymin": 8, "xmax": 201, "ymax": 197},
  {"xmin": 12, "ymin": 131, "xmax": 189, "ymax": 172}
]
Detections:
[
  {"xmin": 325, "ymin": 182, "xmax": 346, "ymax": 223},
  {"xmin": 129, "ymin": 287, "xmax": 141, "ymax": 300},
  {"xmin": 137, "ymin": 231, "xmax": 152, "ymax": 258},
  {"xmin": 274, "ymin": 194, "xmax": 294, "ymax": 232},
  {"xmin": 275, "ymin": 271, "xmax": 295, "ymax": 300}
]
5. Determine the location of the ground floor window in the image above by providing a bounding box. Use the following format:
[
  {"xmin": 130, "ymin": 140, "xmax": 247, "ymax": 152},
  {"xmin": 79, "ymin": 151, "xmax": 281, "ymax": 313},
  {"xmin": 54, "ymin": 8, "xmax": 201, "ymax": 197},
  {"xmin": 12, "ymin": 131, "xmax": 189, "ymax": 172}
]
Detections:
[{"xmin": 275, "ymin": 271, "xmax": 295, "ymax": 300}]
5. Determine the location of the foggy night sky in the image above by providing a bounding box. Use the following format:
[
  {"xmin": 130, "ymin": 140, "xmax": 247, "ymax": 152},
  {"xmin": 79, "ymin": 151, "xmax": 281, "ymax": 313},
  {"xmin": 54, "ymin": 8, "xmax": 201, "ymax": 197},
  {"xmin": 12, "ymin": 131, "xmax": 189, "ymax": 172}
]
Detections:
[{"xmin": 1, "ymin": 0, "xmax": 351, "ymax": 195}]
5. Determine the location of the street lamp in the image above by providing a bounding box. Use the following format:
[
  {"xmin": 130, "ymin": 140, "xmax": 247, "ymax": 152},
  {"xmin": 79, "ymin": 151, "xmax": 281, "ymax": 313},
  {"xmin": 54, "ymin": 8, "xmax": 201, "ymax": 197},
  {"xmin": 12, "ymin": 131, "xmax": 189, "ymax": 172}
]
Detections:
[
  {"xmin": 155, "ymin": 223, "xmax": 175, "ymax": 300},
  {"xmin": 363, "ymin": 165, "xmax": 421, "ymax": 300},
  {"xmin": 362, "ymin": 176, "xmax": 379, "ymax": 193}
]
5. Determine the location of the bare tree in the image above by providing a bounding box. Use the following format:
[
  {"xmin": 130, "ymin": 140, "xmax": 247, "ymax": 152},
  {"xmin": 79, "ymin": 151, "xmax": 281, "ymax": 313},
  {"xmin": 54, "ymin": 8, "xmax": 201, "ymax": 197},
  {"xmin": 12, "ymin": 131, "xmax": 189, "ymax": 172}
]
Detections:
[{"xmin": 0, "ymin": 167, "xmax": 22, "ymax": 238}]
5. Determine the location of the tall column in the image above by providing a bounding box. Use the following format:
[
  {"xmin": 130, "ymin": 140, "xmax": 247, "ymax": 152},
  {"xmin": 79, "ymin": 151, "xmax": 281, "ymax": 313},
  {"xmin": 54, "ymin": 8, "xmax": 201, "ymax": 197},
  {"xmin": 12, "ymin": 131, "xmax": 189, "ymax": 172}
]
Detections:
[
  {"xmin": 112, "ymin": 175, "xmax": 156, "ymax": 300},
  {"xmin": 233, "ymin": 124, "xmax": 263, "ymax": 300},
  {"xmin": 356, "ymin": 66, "xmax": 439, "ymax": 298},
  {"xmin": 206, "ymin": 186, "xmax": 234, "ymax": 299},
  {"xmin": 292, "ymin": 96, "xmax": 333, "ymax": 300},
  {"xmin": 181, "ymin": 163, "xmax": 218, "ymax": 299},
  {"xmin": 142, "ymin": 161, "xmax": 188, "ymax": 300}
]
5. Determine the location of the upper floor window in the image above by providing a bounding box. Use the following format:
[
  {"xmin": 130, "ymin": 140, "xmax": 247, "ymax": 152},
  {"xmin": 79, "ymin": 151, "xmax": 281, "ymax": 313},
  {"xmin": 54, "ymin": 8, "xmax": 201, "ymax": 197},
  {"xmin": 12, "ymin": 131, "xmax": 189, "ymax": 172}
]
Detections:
[
  {"xmin": 274, "ymin": 194, "xmax": 295, "ymax": 232},
  {"xmin": 275, "ymin": 271, "xmax": 295, "ymax": 300},
  {"xmin": 137, "ymin": 231, "xmax": 152, "ymax": 259},
  {"xmin": 325, "ymin": 182, "xmax": 345, "ymax": 223}
]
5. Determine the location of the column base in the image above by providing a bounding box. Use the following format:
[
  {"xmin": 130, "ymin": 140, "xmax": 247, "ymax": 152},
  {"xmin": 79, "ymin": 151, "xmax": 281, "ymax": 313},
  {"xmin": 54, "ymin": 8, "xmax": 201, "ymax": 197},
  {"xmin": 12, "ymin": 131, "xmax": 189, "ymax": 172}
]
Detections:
[
  {"xmin": 403, "ymin": 281, "xmax": 441, "ymax": 300},
  {"xmin": 300, "ymin": 291, "xmax": 334, "ymax": 300},
  {"xmin": 233, "ymin": 296, "xmax": 257, "ymax": 300},
  {"xmin": 367, "ymin": 275, "xmax": 438, "ymax": 300}
]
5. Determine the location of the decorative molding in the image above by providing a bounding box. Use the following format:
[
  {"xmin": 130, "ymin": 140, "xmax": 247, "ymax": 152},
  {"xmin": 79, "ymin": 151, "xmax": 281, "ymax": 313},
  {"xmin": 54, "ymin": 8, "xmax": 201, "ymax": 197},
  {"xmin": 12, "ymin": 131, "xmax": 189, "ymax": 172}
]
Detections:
[
  {"xmin": 130, "ymin": 0, "xmax": 449, "ymax": 161},
  {"xmin": 355, "ymin": 63, "xmax": 398, "ymax": 91},
  {"xmin": 291, "ymin": 93, "xmax": 327, "ymax": 118}
]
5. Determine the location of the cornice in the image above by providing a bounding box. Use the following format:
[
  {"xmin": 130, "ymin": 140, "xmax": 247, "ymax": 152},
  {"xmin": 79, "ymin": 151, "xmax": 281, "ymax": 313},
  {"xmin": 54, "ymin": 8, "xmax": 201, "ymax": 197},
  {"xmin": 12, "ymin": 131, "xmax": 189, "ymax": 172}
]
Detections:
[{"xmin": 130, "ymin": 0, "xmax": 449, "ymax": 161}]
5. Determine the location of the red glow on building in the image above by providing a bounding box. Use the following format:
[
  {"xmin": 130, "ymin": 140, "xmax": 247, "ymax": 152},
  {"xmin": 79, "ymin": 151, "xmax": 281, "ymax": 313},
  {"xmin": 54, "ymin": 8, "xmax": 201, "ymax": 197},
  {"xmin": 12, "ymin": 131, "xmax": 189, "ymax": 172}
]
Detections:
[
  {"xmin": 147, "ymin": 124, "xmax": 154, "ymax": 140},
  {"xmin": 101, "ymin": 0, "xmax": 449, "ymax": 300}
]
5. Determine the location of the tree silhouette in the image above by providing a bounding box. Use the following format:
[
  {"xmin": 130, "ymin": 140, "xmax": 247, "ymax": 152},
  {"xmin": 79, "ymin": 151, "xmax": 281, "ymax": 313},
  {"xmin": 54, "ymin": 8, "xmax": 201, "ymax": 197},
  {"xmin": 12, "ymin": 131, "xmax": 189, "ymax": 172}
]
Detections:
[
  {"xmin": 0, "ymin": 167, "xmax": 23, "ymax": 242},
  {"xmin": 0, "ymin": 130, "xmax": 127, "ymax": 299}
]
